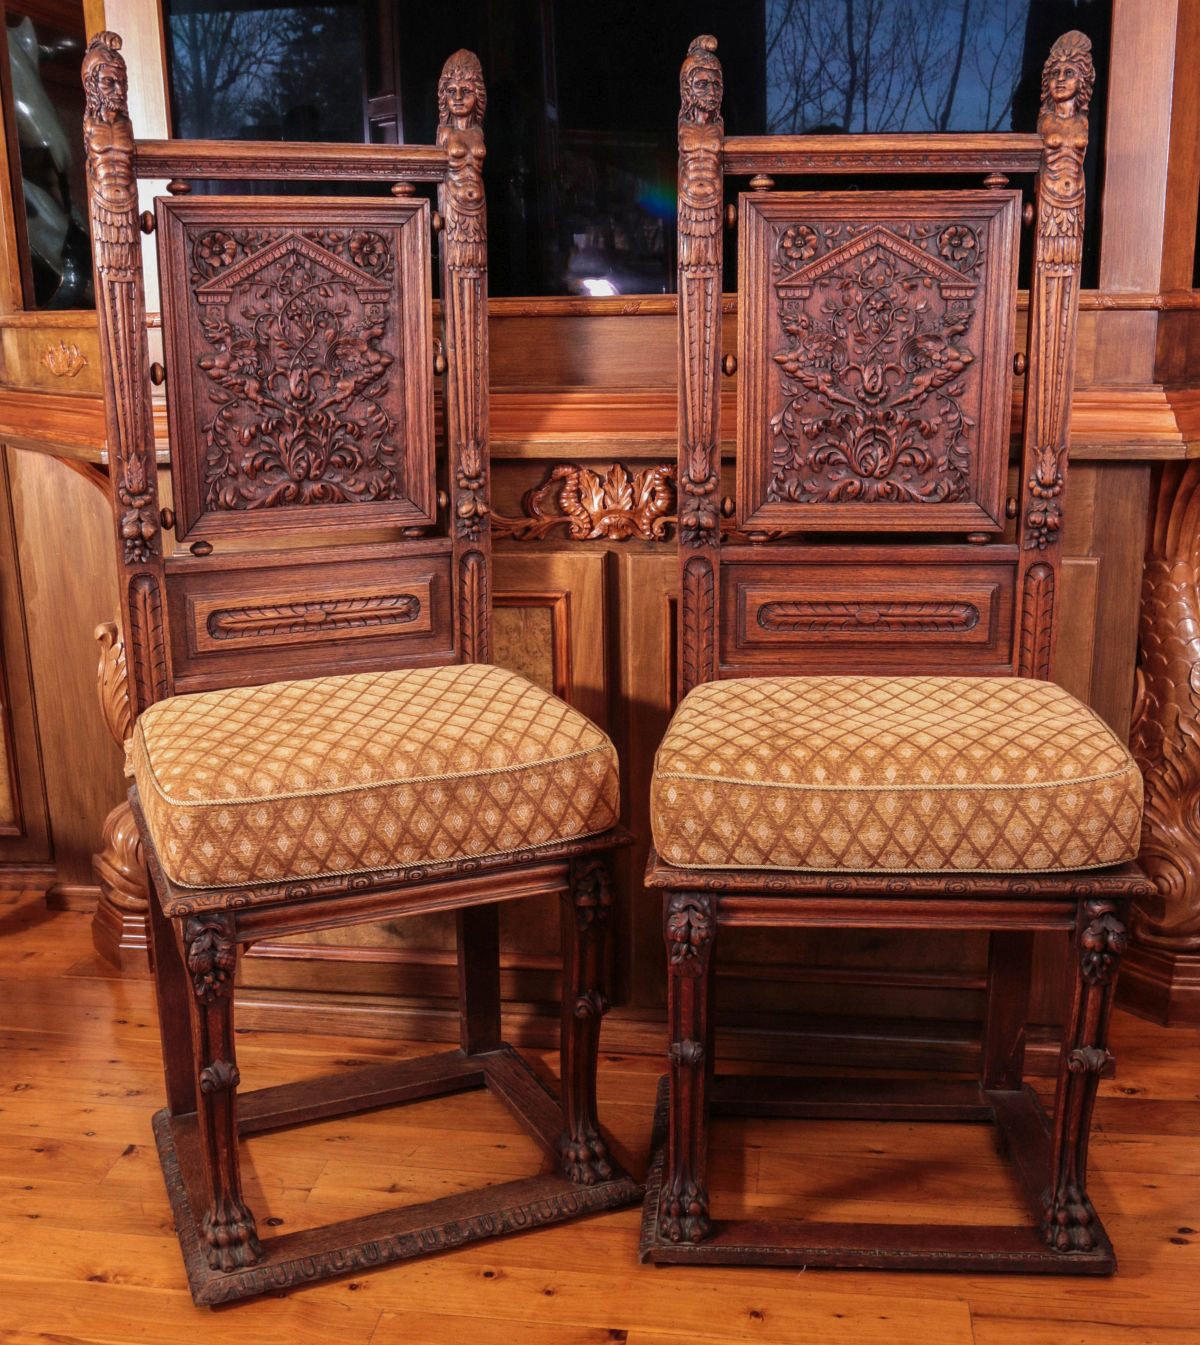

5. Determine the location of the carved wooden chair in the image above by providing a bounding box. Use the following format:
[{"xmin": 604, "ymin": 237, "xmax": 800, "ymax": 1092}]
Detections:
[
  {"xmin": 82, "ymin": 32, "xmax": 637, "ymax": 1306},
  {"xmin": 640, "ymin": 33, "xmax": 1152, "ymax": 1273}
]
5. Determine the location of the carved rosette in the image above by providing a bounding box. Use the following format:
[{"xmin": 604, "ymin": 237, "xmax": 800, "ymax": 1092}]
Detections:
[
  {"xmin": 677, "ymin": 36, "xmax": 724, "ymax": 693},
  {"xmin": 83, "ymin": 32, "xmax": 171, "ymax": 714},
  {"xmin": 437, "ymin": 49, "xmax": 491, "ymax": 663},
  {"xmin": 185, "ymin": 914, "xmax": 237, "ymax": 1001},
  {"xmin": 1129, "ymin": 461, "xmax": 1200, "ymax": 949},
  {"xmin": 1017, "ymin": 33, "xmax": 1092, "ymax": 675}
]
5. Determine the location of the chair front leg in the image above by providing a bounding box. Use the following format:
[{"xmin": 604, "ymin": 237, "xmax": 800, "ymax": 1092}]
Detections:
[
  {"xmin": 658, "ymin": 890, "xmax": 715, "ymax": 1244},
  {"xmin": 1042, "ymin": 897, "xmax": 1128, "ymax": 1253},
  {"xmin": 559, "ymin": 857, "xmax": 615, "ymax": 1185},
  {"xmin": 183, "ymin": 912, "xmax": 262, "ymax": 1272}
]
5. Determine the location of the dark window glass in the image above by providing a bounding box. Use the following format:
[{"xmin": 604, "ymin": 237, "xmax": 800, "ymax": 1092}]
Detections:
[
  {"xmin": 3, "ymin": 6, "xmax": 93, "ymax": 308},
  {"xmin": 162, "ymin": 0, "xmax": 1111, "ymax": 296}
]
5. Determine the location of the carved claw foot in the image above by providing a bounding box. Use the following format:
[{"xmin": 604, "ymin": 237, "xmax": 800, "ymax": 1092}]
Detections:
[
  {"xmin": 1042, "ymin": 1183, "xmax": 1098, "ymax": 1252},
  {"xmin": 560, "ymin": 1128, "xmax": 614, "ymax": 1186},
  {"xmin": 202, "ymin": 1197, "xmax": 263, "ymax": 1272},
  {"xmin": 658, "ymin": 1176, "xmax": 710, "ymax": 1244}
]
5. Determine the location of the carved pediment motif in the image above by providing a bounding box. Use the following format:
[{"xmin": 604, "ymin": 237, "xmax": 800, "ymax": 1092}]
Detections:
[
  {"xmin": 775, "ymin": 224, "xmax": 978, "ymax": 302},
  {"xmin": 194, "ymin": 231, "xmax": 391, "ymax": 309}
]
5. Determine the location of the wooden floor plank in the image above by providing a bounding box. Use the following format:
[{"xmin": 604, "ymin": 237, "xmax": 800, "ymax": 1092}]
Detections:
[{"xmin": 0, "ymin": 896, "xmax": 1197, "ymax": 1341}]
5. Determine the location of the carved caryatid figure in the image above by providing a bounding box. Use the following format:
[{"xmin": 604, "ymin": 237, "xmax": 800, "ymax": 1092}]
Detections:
[
  {"xmin": 81, "ymin": 32, "xmax": 138, "ymax": 282},
  {"xmin": 1037, "ymin": 31, "xmax": 1094, "ymax": 270},
  {"xmin": 678, "ymin": 34, "xmax": 723, "ymax": 275},
  {"xmin": 1021, "ymin": 31, "xmax": 1092, "ymax": 568},
  {"xmin": 437, "ymin": 49, "xmax": 487, "ymax": 276}
]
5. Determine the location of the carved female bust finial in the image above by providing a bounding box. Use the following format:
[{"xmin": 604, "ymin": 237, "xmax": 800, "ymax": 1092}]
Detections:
[
  {"xmin": 1040, "ymin": 30, "xmax": 1095, "ymax": 120},
  {"xmin": 438, "ymin": 49, "xmax": 486, "ymax": 130},
  {"xmin": 680, "ymin": 34, "xmax": 723, "ymax": 127}
]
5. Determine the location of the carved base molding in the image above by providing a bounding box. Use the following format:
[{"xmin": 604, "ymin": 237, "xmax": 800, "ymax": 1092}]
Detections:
[
  {"xmin": 1117, "ymin": 943, "xmax": 1200, "ymax": 1026},
  {"xmin": 91, "ymin": 800, "xmax": 150, "ymax": 972}
]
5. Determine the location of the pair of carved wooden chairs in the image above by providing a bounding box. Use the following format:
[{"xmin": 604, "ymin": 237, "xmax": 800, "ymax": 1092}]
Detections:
[
  {"xmin": 85, "ymin": 22, "xmax": 1147, "ymax": 1303},
  {"xmin": 640, "ymin": 32, "xmax": 1150, "ymax": 1273},
  {"xmin": 83, "ymin": 33, "xmax": 636, "ymax": 1306}
]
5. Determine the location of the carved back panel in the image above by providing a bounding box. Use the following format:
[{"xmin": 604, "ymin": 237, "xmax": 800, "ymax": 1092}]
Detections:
[
  {"xmin": 83, "ymin": 33, "xmax": 491, "ymax": 713},
  {"xmin": 156, "ymin": 199, "xmax": 435, "ymax": 542},
  {"xmin": 675, "ymin": 32, "xmax": 1091, "ymax": 697},
  {"xmin": 737, "ymin": 191, "xmax": 1019, "ymax": 534}
]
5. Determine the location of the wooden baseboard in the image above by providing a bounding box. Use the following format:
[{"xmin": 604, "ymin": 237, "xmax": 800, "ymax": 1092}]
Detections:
[
  {"xmin": 45, "ymin": 882, "xmax": 100, "ymax": 911},
  {"xmin": 0, "ymin": 863, "xmax": 55, "ymax": 892},
  {"xmin": 1117, "ymin": 941, "xmax": 1200, "ymax": 1026}
]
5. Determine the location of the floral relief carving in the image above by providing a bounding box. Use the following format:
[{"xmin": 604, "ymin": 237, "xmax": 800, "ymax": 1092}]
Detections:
[
  {"xmin": 757, "ymin": 598, "xmax": 978, "ymax": 634},
  {"xmin": 492, "ymin": 463, "xmax": 675, "ymax": 541},
  {"xmin": 186, "ymin": 226, "xmax": 405, "ymax": 516},
  {"xmin": 768, "ymin": 218, "xmax": 982, "ymax": 507},
  {"xmin": 41, "ymin": 339, "xmax": 88, "ymax": 378}
]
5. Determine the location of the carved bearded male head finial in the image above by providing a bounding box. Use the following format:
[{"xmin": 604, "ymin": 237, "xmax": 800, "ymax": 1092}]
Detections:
[
  {"xmin": 438, "ymin": 49, "xmax": 486, "ymax": 129},
  {"xmin": 82, "ymin": 30, "xmax": 129, "ymax": 124},
  {"xmin": 680, "ymin": 34, "xmax": 722, "ymax": 125},
  {"xmin": 1041, "ymin": 30, "xmax": 1095, "ymax": 118}
]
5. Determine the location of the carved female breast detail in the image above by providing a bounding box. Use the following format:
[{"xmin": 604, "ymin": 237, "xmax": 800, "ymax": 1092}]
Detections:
[{"xmin": 767, "ymin": 219, "xmax": 983, "ymax": 508}]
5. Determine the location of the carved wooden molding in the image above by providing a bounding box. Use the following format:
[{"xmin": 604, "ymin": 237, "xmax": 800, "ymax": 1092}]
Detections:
[
  {"xmin": 205, "ymin": 594, "xmax": 421, "ymax": 642},
  {"xmin": 757, "ymin": 599, "xmax": 979, "ymax": 634},
  {"xmin": 492, "ymin": 463, "xmax": 675, "ymax": 541},
  {"xmin": 41, "ymin": 339, "xmax": 88, "ymax": 378}
]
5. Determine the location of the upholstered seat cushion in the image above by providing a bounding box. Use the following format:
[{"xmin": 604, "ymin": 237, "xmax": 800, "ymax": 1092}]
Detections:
[
  {"xmin": 651, "ymin": 676, "xmax": 1142, "ymax": 874},
  {"xmin": 130, "ymin": 663, "xmax": 619, "ymax": 890}
]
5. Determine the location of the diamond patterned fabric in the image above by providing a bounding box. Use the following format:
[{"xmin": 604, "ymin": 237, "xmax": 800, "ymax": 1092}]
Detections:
[
  {"xmin": 131, "ymin": 663, "xmax": 619, "ymax": 890},
  {"xmin": 651, "ymin": 676, "xmax": 1142, "ymax": 873}
]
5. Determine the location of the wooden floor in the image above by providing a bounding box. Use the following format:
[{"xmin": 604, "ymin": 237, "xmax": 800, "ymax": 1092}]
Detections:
[{"xmin": 0, "ymin": 889, "xmax": 1197, "ymax": 1344}]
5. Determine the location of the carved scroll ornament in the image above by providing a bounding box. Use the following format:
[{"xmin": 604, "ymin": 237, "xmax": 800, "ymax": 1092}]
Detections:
[{"xmin": 491, "ymin": 463, "xmax": 675, "ymax": 541}]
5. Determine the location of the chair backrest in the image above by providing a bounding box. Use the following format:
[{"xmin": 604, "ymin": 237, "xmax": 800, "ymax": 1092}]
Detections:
[
  {"xmin": 82, "ymin": 32, "xmax": 491, "ymax": 717},
  {"xmin": 675, "ymin": 32, "xmax": 1092, "ymax": 696}
]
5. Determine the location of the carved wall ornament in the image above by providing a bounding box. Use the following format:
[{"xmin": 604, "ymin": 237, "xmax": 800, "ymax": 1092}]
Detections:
[
  {"xmin": 665, "ymin": 891, "xmax": 714, "ymax": 966},
  {"xmin": 41, "ymin": 339, "xmax": 88, "ymax": 378},
  {"xmin": 1129, "ymin": 461, "xmax": 1200, "ymax": 948},
  {"xmin": 492, "ymin": 463, "xmax": 675, "ymax": 541},
  {"xmin": 185, "ymin": 914, "xmax": 236, "ymax": 1001},
  {"xmin": 757, "ymin": 598, "xmax": 978, "ymax": 635}
]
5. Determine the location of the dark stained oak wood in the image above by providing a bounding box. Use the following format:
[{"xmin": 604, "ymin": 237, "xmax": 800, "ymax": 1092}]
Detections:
[{"xmin": 82, "ymin": 31, "xmax": 635, "ymax": 1305}]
